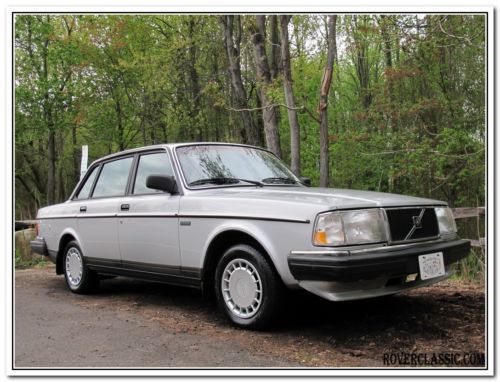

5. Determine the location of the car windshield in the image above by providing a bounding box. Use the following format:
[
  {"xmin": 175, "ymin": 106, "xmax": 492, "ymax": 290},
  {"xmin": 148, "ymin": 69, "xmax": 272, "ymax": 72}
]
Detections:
[{"xmin": 176, "ymin": 145, "xmax": 301, "ymax": 188}]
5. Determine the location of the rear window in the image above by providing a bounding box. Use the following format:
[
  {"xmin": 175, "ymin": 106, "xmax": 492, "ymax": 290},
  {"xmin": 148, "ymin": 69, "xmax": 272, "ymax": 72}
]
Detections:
[{"xmin": 75, "ymin": 166, "xmax": 98, "ymax": 200}]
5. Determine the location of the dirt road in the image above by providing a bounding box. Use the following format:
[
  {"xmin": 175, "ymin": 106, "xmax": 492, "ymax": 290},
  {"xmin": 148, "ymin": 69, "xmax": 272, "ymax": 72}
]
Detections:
[{"xmin": 14, "ymin": 266, "xmax": 486, "ymax": 368}]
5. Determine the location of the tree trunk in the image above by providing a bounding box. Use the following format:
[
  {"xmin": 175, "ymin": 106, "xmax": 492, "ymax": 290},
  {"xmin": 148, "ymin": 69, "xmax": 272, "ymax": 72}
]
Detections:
[
  {"xmin": 318, "ymin": 15, "xmax": 337, "ymax": 188},
  {"xmin": 23, "ymin": 143, "xmax": 46, "ymax": 196},
  {"xmin": 269, "ymin": 15, "xmax": 281, "ymax": 80},
  {"xmin": 57, "ymin": 143, "xmax": 66, "ymax": 203},
  {"xmin": 188, "ymin": 18, "xmax": 203, "ymax": 141},
  {"xmin": 352, "ymin": 16, "xmax": 372, "ymax": 110},
  {"xmin": 379, "ymin": 15, "xmax": 394, "ymax": 110},
  {"xmin": 250, "ymin": 15, "xmax": 282, "ymax": 157},
  {"xmin": 115, "ymin": 97, "xmax": 125, "ymax": 151},
  {"xmin": 380, "ymin": 15, "xmax": 392, "ymax": 69},
  {"xmin": 72, "ymin": 124, "xmax": 80, "ymax": 185},
  {"xmin": 41, "ymin": 17, "xmax": 56, "ymax": 205},
  {"xmin": 47, "ymin": 130, "xmax": 56, "ymax": 204},
  {"xmin": 220, "ymin": 16, "xmax": 259, "ymax": 146},
  {"xmin": 279, "ymin": 15, "xmax": 301, "ymax": 175}
]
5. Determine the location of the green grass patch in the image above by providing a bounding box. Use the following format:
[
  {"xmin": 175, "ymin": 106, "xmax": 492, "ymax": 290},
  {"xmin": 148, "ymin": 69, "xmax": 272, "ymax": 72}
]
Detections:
[
  {"xmin": 15, "ymin": 247, "xmax": 48, "ymax": 269},
  {"xmin": 454, "ymin": 247, "xmax": 485, "ymax": 283}
]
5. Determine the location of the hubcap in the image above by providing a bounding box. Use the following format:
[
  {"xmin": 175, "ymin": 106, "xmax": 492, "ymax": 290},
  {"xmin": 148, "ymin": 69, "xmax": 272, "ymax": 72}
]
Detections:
[
  {"xmin": 65, "ymin": 247, "xmax": 83, "ymax": 287},
  {"xmin": 221, "ymin": 258, "xmax": 262, "ymax": 319}
]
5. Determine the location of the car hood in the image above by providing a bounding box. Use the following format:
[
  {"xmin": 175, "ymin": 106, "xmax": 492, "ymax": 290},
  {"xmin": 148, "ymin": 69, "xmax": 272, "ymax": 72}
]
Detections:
[
  {"xmin": 179, "ymin": 186, "xmax": 447, "ymax": 223},
  {"xmin": 193, "ymin": 186, "xmax": 445, "ymax": 210}
]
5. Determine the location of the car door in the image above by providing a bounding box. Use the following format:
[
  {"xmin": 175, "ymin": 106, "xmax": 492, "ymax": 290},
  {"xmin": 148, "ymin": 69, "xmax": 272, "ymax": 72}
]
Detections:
[
  {"xmin": 117, "ymin": 150, "xmax": 181, "ymax": 275},
  {"xmin": 77, "ymin": 156, "xmax": 134, "ymax": 263}
]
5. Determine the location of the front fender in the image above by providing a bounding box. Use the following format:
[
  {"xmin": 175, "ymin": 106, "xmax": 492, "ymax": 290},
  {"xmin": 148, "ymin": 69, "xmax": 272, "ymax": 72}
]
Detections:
[{"xmin": 197, "ymin": 219, "xmax": 304, "ymax": 287}]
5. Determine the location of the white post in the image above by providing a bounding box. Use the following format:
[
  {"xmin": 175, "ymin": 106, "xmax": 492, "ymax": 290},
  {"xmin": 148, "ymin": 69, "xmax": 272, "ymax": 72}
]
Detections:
[{"xmin": 80, "ymin": 145, "xmax": 88, "ymax": 179}]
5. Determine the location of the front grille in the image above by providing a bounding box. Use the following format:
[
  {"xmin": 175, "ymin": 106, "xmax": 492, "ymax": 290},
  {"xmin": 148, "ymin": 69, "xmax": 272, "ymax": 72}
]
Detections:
[{"xmin": 385, "ymin": 207, "xmax": 439, "ymax": 243}]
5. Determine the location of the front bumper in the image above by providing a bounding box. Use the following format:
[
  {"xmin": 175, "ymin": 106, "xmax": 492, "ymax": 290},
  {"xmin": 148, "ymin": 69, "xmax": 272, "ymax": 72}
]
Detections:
[
  {"xmin": 30, "ymin": 237, "xmax": 49, "ymax": 257},
  {"xmin": 288, "ymin": 239, "xmax": 471, "ymax": 283}
]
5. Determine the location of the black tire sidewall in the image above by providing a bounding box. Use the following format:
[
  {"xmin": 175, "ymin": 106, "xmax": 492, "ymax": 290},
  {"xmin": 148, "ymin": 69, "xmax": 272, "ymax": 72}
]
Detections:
[
  {"xmin": 214, "ymin": 244, "xmax": 281, "ymax": 329},
  {"xmin": 63, "ymin": 240, "xmax": 96, "ymax": 294}
]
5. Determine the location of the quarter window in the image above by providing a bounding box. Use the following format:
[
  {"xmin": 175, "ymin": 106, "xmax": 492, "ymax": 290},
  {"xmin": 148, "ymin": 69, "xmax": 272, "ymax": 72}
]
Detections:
[
  {"xmin": 133, "ymin": 152, "xmax": 174, "ymax": 194},
  {"xmin": 75, "ymin": 166, "xmax": 98, "ymax": 200},
  {"xmin": 92, "ymin": 157, "xmax": 133, "ymax": 198}
]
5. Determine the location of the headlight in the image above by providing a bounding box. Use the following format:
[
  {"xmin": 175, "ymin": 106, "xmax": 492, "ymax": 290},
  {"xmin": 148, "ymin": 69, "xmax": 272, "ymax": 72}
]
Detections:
[
  {"xmin": 313, "ymin": 209, "xmax": 387, "ymax": 246},
  {"xmin": 435, "ymin": 207, "xmax": 457, "ymax": 235}
]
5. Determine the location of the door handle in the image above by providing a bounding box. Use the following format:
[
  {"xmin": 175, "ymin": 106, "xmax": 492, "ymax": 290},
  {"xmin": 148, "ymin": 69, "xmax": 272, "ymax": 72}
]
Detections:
[
  {"xmin": 121, "ymin": 204, "xmax": 130, "ymax": 211},
  {"xmin": 80, "ymin": 206, "xmax": 87, "ymax": 212}
]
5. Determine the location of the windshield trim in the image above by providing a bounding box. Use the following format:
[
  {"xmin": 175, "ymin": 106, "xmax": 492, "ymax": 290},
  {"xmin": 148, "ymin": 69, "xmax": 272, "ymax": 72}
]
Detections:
[{"xmin": 174, "ymin": 143, "xmax": 302, "ymax": 191}]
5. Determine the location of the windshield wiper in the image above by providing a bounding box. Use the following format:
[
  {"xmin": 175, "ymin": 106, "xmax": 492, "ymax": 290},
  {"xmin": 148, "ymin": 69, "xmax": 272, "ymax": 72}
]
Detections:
[
  {"xmin": 261, "ymin": 177, "xmax": 300, "ymax": 185},
  {"xmin": 189, "ymin": 177, "xmax": 263, "ymax": 187}
]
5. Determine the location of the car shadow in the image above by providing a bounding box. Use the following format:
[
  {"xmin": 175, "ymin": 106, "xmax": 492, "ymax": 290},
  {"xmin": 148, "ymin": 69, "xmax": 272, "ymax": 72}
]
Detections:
[{"xmin": 48, "ymin": 274, "xmax": 483, "ymax": 348}]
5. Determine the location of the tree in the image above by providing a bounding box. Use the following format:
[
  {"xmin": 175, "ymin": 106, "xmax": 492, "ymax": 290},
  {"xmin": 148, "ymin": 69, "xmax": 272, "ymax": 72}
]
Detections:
[
  {"xmin": 279, "ymin": 15, "xmax": 301, "ymax": 175},
  {"xmin": 15, "ymin": 15, "xmax": 79, "ymax": 205},
  {"xmin": 269, "ymin": 15, "xmax": 281, "ymax": 80},
  {"xmin": 220, "ymin": 16, "xmax": 259, "ymax": 145},
  {"xmin": 14, "ymin": 14, "xmax": 485, "ymax": 221},
  {"xmin": 249, "ymin": 15, "xmax": 282, "ymax": 157},
  {"xmin": 318, "ymin": 15, "xmax": 337, "ymax": 187}
]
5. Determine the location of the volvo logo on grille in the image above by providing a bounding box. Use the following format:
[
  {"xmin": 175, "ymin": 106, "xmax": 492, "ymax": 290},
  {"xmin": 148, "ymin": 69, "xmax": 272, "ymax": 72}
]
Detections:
[
  {"xmin": 412, "ymin": 215, "xmax": 423, "ymax": 229},
  {"xmin": 404, "ymin": 209, "xmax": 426, "ymax": 240}
]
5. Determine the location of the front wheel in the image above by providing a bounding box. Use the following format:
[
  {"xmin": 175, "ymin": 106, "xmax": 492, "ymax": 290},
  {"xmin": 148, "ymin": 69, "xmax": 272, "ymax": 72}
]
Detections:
[
  {"xmin": 214, "ymin": 244, "xmax": 283, "ymax": 329},
  {"xmin": 63, "ymin": 241, "xmax": 99, "ymax": 294}
]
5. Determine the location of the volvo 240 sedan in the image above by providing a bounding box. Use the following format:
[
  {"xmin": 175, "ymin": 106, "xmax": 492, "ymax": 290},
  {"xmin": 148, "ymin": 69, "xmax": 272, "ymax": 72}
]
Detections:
[{"xmin": 31, "ymin": 143, "xmax": 470, "ymax": 328}]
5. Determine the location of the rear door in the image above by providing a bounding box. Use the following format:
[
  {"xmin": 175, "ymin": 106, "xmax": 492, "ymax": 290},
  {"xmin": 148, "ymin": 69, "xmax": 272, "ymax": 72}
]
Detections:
[
  {"xmin": 117, "ymin": 150, "xmax": 181, "ymax": 274},
  {"xmin": 77, "ymin": 155, "xmax": 134, "ymax": 263}
]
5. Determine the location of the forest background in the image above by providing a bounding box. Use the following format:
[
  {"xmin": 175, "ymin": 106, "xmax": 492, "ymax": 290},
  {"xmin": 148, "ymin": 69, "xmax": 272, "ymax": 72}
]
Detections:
[{"xmin": 14, "ymin": 14, "xmax": 486, "ymax": 277}]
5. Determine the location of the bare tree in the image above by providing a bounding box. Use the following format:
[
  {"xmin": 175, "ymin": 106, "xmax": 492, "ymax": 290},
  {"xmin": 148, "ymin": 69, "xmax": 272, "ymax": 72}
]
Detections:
[
  {"xmin": 220, "ymin": 16, "xmax": 259, "ymax": 146},
  {"xmin": 250, "ymin": 15, "xmax": 282, "ymax": 157},
  {"xmin": 318, "ymin": 15, "xmax": 337, "ymax": 187},
  {"xmin": 280, "ymin": 15, "xmax": 301, "ymax": 175}
]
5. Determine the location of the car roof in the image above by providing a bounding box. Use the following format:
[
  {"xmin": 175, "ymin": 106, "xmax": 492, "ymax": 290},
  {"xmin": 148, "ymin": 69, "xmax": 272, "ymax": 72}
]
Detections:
[{"xmin": 89, "ymin": 142, "xmax": 267, "ymax": 166}]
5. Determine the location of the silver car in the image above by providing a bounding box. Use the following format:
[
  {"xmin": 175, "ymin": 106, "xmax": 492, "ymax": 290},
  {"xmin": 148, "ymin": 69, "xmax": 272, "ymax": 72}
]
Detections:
[{"xmin": 30, "ymin": 143, "xmax": 470, "ymax": 329}]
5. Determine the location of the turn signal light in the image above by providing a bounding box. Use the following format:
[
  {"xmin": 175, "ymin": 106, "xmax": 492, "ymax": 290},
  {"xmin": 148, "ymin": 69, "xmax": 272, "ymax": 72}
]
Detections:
[{"xmin": 314, "ymin": 231, "xmax": 327, "ymax": 245}]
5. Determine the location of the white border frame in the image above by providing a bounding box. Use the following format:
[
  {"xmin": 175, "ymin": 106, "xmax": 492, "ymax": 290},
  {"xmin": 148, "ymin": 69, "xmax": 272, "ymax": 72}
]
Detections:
[{"xmin": 3, "ymin": 3, "xmax": 495, "ymax": 378}]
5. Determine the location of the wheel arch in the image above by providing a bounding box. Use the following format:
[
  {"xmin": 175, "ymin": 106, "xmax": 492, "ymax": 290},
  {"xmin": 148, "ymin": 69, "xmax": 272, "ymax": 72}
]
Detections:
[
  {"xmin": 56, "ymin": 229, "xmax": 82, "ymax": 275},
  {"xmin": 201, "ymin": 226, "xmax": 282, "ymax": 298}
]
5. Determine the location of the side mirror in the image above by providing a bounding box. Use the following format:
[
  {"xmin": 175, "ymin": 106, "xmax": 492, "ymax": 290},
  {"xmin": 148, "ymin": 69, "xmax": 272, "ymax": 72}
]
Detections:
[
  {"xmin": 299, "ymin": 177, "xmax": 311, "ymax": 187},
  {"xmin": 146, "ymin": 175, "xmax": 177, "ymax": 194}
]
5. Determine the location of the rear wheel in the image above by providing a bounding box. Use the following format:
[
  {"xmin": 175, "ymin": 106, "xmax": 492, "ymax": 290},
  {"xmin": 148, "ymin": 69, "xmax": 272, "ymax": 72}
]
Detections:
[
  {"xmin": 215, "ymin": 244, "xmax": 283, "ymax": 329},
  {"xmin": 63, "ymin": 241, "xmax": 99, "ymax": 294}
]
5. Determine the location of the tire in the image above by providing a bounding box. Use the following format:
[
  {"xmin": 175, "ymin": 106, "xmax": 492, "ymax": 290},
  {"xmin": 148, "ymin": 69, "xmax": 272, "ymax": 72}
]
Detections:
[
  {"xmin": 63, "ymin": 240, "xmax": 99, "ymax": 294},
  {"xmin": 214, "ymin": 244, "xmax": 283, "ymax": 330}
]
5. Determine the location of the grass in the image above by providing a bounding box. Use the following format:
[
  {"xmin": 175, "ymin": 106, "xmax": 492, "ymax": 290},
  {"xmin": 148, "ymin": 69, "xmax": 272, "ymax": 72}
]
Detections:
[
  {"xmin": 454, "ymin": 247, "xmax": 485, "ymax": 284},
  {"xmin": 14, "ymin": 228, "xmax": 49, "ymax": 269},
  {"xmin": 15, "ymin": 247, "xmax": 48, "ymax": 269}
]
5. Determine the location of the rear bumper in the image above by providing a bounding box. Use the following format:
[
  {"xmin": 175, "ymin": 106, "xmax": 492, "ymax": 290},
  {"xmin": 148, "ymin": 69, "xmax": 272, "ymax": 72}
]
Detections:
[
  {"xmin": 30, "ymin": 237, "xmax": 49, "ymax": 257},
  {"xmin": 288, "ymin": 239, "xmax": 471, "ymax": 283}
]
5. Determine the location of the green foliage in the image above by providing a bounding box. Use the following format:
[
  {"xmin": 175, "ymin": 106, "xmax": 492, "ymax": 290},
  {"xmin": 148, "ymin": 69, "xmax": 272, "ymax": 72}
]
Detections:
[
  {"xmin": 454, "ymin": 248, "xmax": 485, "ymax": 283},
  {"xmin": 14, "ymin": 230, "xmax": 48, "ymax": 268},
  {"xmin": 15, "ymin": 248, "xmax": 48, "ymax": 269}
]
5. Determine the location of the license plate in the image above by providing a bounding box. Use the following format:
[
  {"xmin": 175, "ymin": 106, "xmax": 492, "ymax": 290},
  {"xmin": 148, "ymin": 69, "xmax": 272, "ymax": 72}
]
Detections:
[{"xmin": 418, "ymin": 252, "xmax": 445, "ymax": 280}]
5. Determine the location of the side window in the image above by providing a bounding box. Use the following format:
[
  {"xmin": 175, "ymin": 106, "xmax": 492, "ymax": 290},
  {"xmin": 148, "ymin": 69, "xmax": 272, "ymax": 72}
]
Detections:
[
  {"xmin": 133, "ymin": 152, "xmax": 174, "ymax": 195},
  {"xmin": 92, "ymin": 157, "xmax": 133, "ymax": 198},
  {"xmin": 75, "ymin": 165, "xmax": 99, "ymax": 200}
]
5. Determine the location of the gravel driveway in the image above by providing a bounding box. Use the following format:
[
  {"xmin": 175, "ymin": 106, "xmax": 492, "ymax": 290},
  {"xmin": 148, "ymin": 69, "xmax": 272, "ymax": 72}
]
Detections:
[{"xmin": 14, "ymin": 265, "xmax": 486, "ymax": 368}]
